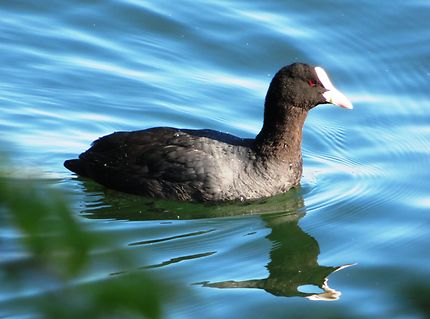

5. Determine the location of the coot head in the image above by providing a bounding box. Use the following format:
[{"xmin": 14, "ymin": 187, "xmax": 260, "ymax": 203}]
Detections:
[
  {"xmin": 255, "ymin": 63, "xmax": 352, "ymax": 156},
  {"xmin": 265, "ymin": 63, "xmax": 353, "ymax": 111}
]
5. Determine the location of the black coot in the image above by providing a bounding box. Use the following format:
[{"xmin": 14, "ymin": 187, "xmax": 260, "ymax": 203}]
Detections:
[{"xmin": 64, "ymin": 63, "xmax": 352, "ymax": 201}]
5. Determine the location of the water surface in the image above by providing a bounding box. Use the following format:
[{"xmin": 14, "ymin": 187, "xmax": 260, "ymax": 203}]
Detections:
[{"xmin": 1, "ymin": 1, "xmax": 430, "ymax": 318}]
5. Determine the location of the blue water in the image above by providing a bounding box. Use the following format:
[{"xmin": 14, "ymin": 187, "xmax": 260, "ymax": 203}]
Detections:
[{"xmin": 1, "ymin": 1, "xmax": 430, "ymax": 318}]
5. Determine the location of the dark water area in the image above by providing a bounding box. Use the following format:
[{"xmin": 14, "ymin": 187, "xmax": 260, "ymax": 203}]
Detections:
[{"xmin": 1, "ymin": 1, "xmax": 430, "ymax": 318}]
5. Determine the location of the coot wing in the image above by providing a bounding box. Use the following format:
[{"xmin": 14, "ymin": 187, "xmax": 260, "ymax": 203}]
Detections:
[{"xmin": 66, "ymin": 127, "xmax": 242, "ymax": 199}]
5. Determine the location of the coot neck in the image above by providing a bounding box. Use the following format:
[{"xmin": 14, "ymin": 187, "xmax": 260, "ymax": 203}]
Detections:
[{"xmin": 254, "ymin": 105, "xmax": 308, "ymax": 164}]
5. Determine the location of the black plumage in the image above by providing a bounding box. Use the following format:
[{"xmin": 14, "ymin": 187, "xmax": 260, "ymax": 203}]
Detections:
[{"xmin": 64, "ymin": 63, "xmax": 352, "ymax": 201}]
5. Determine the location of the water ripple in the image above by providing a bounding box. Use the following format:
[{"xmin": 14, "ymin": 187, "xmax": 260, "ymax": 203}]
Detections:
[
  {"xmin": 2, "ymin": 1, "xmax": 430, "ymax": 318},
  {"xmin": 129, "ymin": 229, "xmax": 216, "ymax": 246}
]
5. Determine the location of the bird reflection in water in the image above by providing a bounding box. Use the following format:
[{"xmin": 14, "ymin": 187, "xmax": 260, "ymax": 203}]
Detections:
[
  {"xmin": 200, "ymin": 212, "xmax": 353, "ymax": 301},
  {"xmin": 78, "ymin": 181, "xmax": 353, "ymax": 300}
]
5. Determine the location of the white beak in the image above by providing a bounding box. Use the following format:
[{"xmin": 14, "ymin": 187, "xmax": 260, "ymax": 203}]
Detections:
[{"xmin": 315, "ymin": 67, "xmax": 353, "ymax": 110}]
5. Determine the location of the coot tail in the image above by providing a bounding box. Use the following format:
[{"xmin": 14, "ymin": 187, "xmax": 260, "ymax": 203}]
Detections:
[{"xmin": 64, "ymin": 159, "xmax": 87, "ymax": 177}]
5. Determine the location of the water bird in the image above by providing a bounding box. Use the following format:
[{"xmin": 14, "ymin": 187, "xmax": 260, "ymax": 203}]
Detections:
[{"xmin": 64, "ymin": 63, "xmax": 352, "ymax": 201}]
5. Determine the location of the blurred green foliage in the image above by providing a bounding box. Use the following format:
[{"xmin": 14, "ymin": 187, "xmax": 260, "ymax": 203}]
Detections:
[{"xmin": 0, "ymin": 161, "xmax": 171, "ymax": 318}]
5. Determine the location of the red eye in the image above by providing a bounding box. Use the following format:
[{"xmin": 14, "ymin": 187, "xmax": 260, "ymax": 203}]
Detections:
[{"xmin": 308, "ymin": 80, "xmax": 316, "ymax": 87}]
